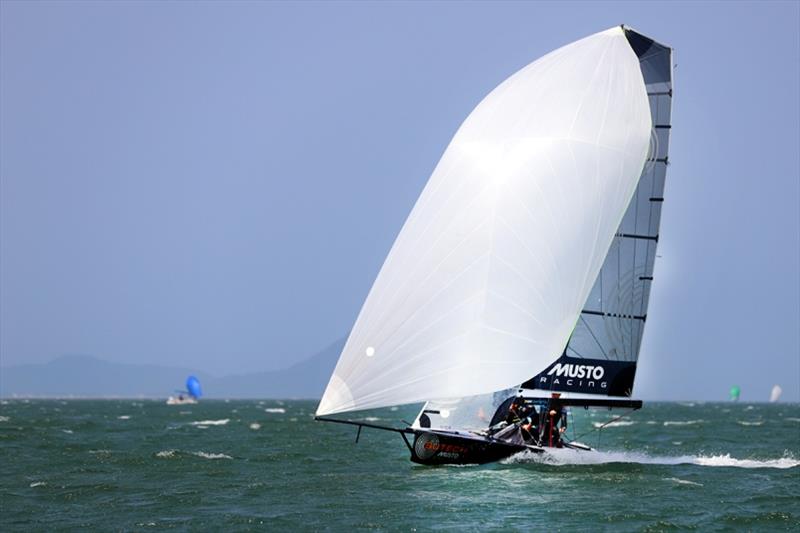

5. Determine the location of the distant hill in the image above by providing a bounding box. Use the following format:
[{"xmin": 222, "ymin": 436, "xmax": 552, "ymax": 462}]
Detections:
[
  {"xmin": 209, "ymin": 338, "xmax": 344, "ymax": 398},
  {"xmin": 0, "ymin": 339, "xmax": 344, "ymax": 399},
  {"xmin": 0, "ymin": 354, "xmax": 213, "ymax": 398}
]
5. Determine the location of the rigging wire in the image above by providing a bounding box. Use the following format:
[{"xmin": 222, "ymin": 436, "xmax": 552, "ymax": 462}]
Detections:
[
  {"xmin": 568, "ymin": 408, "xmax": 638, "ymax": 443},
  {"xmin": 580, "ymin": 314, "xmax": 609, "ymax": 360}
]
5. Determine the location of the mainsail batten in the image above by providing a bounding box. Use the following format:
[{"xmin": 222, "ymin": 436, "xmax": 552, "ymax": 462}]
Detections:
[{"xmin": 318, "ymin": 26, "xmax": 655, "ymax": 417}]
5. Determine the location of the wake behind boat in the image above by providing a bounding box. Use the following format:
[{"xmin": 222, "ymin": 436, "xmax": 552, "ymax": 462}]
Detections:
[{"xmin": 316, "ymin": 25, "xmax": 674, "ymax": 465}]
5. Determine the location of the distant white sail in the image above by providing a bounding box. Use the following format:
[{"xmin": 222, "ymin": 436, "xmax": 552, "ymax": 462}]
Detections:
[
  {"xmin": 770, "ymin": 385, "xmax": 782, "ymax": 403},
  {"xmin": 318, "ymin": 27, "xmax": 652, "ymax": 416}
]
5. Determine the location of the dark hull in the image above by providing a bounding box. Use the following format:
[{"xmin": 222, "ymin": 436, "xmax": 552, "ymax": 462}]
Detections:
[{"xmin": 409, "ymin": 429, "xmax": 543, "ymax": 465}]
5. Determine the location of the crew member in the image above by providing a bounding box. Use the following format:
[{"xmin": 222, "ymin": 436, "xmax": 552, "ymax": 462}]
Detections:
[
  {"xmin": 543, "ymin": 393, "xmax": 568, "ymax": 447},
  {"xmin": 504, "ymin": 397, "xmax": 525, "ymax": 425},
  {"xmin": 520, "ymin": 405, "xmax": 540, "ymax": 445}
]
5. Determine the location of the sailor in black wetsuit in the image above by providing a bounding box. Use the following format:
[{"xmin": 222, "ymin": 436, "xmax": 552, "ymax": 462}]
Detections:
[
  {"xmin": 543, "ymin": 393, "xmax": 568, "ymax": 448},
  {"xmin": 503, "ymin": 397, "xmax": 524, "ymax": 425},
  {"xmin": 519, "ymin": 404, "xmax": 540, "ymax": 445},
  {"xmin": 497, "ymin": 398, "xmax": 540, "ymax": 445}
]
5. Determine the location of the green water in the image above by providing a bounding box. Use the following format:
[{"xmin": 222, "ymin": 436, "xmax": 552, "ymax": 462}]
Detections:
[{"xmin": 1, "ymin": 400, "xmax": 798, "ymax": 531}]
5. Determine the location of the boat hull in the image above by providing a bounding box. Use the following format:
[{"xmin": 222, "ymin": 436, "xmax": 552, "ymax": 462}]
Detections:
[
  {"xmin": 409, "ymin": 429, "xmax": 541, "ymax": 465},
  {"xmin": 166, "ymin": 396, "xmax": 198, "ymax": 405}
]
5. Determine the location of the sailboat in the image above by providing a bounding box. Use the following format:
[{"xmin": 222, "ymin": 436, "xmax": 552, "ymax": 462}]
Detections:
[
  {"xmin": 317, "ymin": 25, "xmax": 673, "ymax": 465},
  {"xmin": 769, "ymin": 385, "xmax": 782, "ymax": 403},
  {"xmin": 730, "ymin": 385, "xmax": 741, "ymax": 402},
  {"xmin": 167, "ymin": 376, "xmax": 203, "ymax": 405}
]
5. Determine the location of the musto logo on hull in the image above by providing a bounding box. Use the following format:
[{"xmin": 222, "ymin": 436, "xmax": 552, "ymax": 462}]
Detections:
[{"xmin": 522, "ymin": 356, "xmax": 636, "ymax": 396}]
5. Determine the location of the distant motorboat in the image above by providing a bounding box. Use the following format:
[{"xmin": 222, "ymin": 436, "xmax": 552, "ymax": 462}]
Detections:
[{"xmin": 166, "ymin": 376, "xmax": 202, "ymax": 405}]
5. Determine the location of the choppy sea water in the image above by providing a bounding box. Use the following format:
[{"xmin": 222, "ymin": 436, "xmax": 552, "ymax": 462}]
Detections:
[{"xmin": 1, "ymin": 400, "xmax": 798, "ymax": 531}]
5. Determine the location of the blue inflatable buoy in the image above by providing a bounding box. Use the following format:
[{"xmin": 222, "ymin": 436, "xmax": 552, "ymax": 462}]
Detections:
[{"xmin": 186, "ymin": 376, "xmax": 202, "ymax": 398}]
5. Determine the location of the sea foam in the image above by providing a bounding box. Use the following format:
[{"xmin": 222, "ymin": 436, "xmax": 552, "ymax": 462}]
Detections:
[
  {"xmin": 737, "ymin": 420, "xmax": 763, "ymax": 426},
  {"xmin": 192, "ymin": 451, "xmax": 232, "ymax": 460},
  {"xmin": 592, "ymin": 420, "xmax": 635, "ymax": 428},
  {"xmin": 504, "ymin": 448, "xmax": 799, "ymax": 469},
  {"xmin": 663, "ymin": 420, "xmax": 703, "ymax": 426},
  {"xmin": 155, "ymin": 449, "xmax": 232, "ymax": 460},
  {"xmin": 190, "ymin": 419, "xmax": 229, "ymax": 426},
  {"xmin": 664, "ymin": 477, "xmax": 703, "ymax": 487}
]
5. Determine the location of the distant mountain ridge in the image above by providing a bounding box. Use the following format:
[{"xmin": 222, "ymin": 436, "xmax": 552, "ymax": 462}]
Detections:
[{"xmin": 0, "ymin": 339, "xmax": 344, "ymax": 399}]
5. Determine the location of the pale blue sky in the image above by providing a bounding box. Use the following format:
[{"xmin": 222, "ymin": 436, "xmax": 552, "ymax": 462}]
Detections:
[{"xmin": 1, "ymin": 1, "xmax": 798, "ymax": 401}]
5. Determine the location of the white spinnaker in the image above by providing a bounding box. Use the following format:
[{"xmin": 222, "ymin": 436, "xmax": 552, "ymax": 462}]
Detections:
[{"xmin": 317, "ymin": 27, "xmax": 652, "ymax": 416}]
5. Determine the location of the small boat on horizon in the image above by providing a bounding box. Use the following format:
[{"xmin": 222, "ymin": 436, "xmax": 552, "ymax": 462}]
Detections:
[
  {"xmin": 769, "ymin": 384, "xmax": 782, "ymax": 403},
  {"xmin": 167, "ymin": 376, "xmax": 202, "ymax": 405},
  {"xmin": 730, "ymin": 385, "xmax": 741, "ymax": 402},
  {"xmin": 317, "ymin": 25, "xmax": 674, "ymax": 465}
]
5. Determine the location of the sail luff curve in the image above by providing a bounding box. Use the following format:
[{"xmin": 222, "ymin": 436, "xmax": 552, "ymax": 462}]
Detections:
[{"xmin": 317, "ymin": 26, "xmax": 653, "ymax": 416}]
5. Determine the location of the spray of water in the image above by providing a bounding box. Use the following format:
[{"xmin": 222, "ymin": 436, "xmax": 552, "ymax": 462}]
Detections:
[{"xmin": 503, "ymin": 448, "xmax": 799, "ymax": 469}]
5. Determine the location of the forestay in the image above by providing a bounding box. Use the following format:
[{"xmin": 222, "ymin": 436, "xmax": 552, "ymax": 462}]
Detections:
[{"xmin": 317, "ymin": 27, "xmax": 652, "ymax": 417}]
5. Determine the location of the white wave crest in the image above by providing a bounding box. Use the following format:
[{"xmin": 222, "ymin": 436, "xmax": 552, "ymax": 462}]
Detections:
[
  {"xmin": 155, "ymin": 449, "xmax": 232, "ymax": 460},
  {"xmin": 264, "ymin": 408, "xmax": 285, "ymax": 414},
  {"xmin": 737, "ymin": 420, "xmax": 763, "ymax": 426},
  {"xmin": 363, "ymin": 417, "xmax": 381, "ymax": 422},
  {"xmin": 29, "ymin": 481, "xmax": 47, "ymax": 488},
  {"xmin": 663, "ymin": 420, "xmax": 703, "ymax": 426},
  {"xmin": 664, "ymin": 477, "xmax": 703, "ymax": 487},
  {"xmin": 192, "ymin": 451, "xmax": 232, "ymax": 460},
  {"xmin": 249, "ymin": 422, "xmax": 261, "ymax": 430},
  {"xmin": 190, "ymin": 419, "xmax": 229, "ymax": 426},
  {"xmin": 504, "ymin": 448, "xmax": 799, "ymax": 469},
  {"xmin": 0, "ymin": 415, "xmax": 10, "ymax": 422},
  {"xmin": 117, "ymin": 415, "xmax": 131, "ymax": 420},
  {"xmin": 785, "ymin": 417, "xmax": 800, "ymax": 423},
  {"xmin": 592, "ymin": 420, "xmax": 635, "ymax": 428}
]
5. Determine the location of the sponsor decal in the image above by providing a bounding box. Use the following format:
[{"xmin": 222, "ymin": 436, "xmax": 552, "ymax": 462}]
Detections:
[
  {"xmin": 547, "ymin": 362, "xmax": 605, "ymax": 380},
  {"xmin": 424, "ymin": 441, "xmax": 469, "ymax": 454},
  {"xmin": 414, "ymin": 433, "xmax": 439, "ymax": 460},
  {"xmin": 521, "ymin": 356, "xmax": 636, "ymax": 396},
  {"xmin": 414, "ymin": 433, "xmax": 469, "ymax": 461}
]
